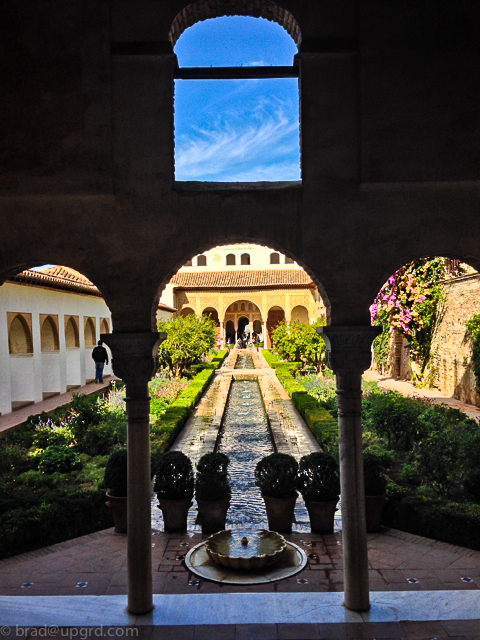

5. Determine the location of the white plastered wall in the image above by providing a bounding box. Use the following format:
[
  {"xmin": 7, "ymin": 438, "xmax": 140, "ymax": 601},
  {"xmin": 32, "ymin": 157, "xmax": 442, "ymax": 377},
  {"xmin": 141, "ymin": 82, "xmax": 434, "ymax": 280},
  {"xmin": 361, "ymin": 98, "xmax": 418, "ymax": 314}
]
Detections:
[{"xmin": 0, "ymin": 282, "xmax": 112, "ymax": 415}]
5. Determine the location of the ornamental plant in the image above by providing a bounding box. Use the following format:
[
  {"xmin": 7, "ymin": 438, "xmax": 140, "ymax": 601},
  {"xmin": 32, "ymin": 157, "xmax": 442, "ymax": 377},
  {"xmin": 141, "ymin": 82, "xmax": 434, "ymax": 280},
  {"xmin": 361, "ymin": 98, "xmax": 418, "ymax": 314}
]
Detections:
[
  {"xmin": 298, "ymin": 452, "xmax": 340, "ymax": 502},
  {"xmin": 157, "ymin": 314, "xmax": 217, "ymax": 378},
  {"xmin": 465, "ymin": 314, "xmax": 480, "ymax": 392},
  {"xmin": 363, "ymin": 453, "xmax": 387, "ymax": 496},
  {"xmin": 103, "ymin": 448, "xmax": 128, "ymax": 497},
  {"xmin": 154, "ymin": 451, "xmax": 194, "ymax": 500},
  {"xmin": 272, "ymin": 318, "xmax": 326, "ymax": 372},
  {"xmin": 255, "ymin": 453, "xmax": 298, "ymax": 499},
  {"xmin": 370, "ymin": 258, "xmax": 460, "ymax": 376},
  {"xmin": 195, "ymin": 452, "xmax": 231, "ymax": 501}
]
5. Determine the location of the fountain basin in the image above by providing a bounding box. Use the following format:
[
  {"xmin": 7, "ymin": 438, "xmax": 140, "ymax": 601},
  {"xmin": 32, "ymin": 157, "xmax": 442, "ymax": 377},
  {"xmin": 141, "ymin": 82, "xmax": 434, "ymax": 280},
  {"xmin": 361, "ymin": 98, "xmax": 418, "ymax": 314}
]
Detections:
[{"xmin": 205, "ymin": 529, "xmax": 286, "ymax": 570}]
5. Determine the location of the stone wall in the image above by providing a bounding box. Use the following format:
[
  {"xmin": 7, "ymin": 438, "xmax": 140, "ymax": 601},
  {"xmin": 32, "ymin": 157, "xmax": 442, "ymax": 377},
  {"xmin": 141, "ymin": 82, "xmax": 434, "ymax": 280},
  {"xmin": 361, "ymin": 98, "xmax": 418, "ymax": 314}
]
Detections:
[{"xmin": 430, "ymin": 270, "xmax": 480, "ymax": 406}]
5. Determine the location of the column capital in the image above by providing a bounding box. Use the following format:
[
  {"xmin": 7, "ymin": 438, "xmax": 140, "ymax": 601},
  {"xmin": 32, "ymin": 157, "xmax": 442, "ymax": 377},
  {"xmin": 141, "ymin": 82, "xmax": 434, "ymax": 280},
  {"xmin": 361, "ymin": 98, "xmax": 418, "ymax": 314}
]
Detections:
[
  {"xmin": 101, "ymin": 331, "xmax": 166, "ymax": 387},
  {"xmin": 317, "ymin": 326, "xmax": 381, "ymax": 374}
]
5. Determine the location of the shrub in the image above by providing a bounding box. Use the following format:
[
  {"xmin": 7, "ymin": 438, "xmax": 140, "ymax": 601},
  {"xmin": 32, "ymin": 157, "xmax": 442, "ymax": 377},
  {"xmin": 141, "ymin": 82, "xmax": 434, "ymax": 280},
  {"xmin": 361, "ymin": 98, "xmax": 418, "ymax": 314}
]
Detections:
[
  {"xmin": 75, "ymin": 413, "xmax": 126, "ymax": 456},
  {"xmin": 362, "ymin": 445, "xmax": 395, "ymax": 467},
  {"xmin": 37, "ymin": 445, "xmax": 81, "ymax": 474},
  {"xmin": 255, "ymin": 453, "xmax": 298, "ymax": 499},
  {"xmin": 195, "ymin": 452, "xmax": 231, "ymax": 501},
  {"xmin": 154, "ymin": 451, "xmax": 194, "ymax": 500},
  {"xmin": 298, "ymin": 452, "xmax": 340, "ymax": 502},
  {"xmin": 363, "ymin": 453, "xmax": 387, "ymax": 496},
  {"xmin": 0, "ymin": 442, "xmax": 29, "ymax": 476},
  {"xmin": 362, "ymin": 390, "xmax": 425, "ymax": 450},
  {"xmin": 397, "ymin": 463, "xmax": 421, "ymax": 487},
  {"xmin": 103, "ymin": 449, "xmax": 128, "ymax": 497}
]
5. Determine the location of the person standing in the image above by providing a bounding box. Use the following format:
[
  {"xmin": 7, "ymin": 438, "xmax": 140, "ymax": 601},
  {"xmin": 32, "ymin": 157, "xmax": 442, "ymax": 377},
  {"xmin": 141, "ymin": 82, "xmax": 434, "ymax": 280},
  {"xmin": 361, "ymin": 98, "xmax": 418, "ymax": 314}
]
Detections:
[{"xmin": 92, "ymin": 340, "xmax": 109, "ymax": 383}]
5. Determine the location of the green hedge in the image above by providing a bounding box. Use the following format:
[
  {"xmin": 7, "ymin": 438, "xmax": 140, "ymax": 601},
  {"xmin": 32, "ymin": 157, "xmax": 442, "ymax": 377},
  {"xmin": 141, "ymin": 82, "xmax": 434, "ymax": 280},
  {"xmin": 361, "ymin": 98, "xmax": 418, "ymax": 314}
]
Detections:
[
  {"xmin": 272, "ymin": 361, "xmax": 338, "ymax": 454},
  {"xmin": 150, "ymin": 351, "xmax": 228, "ymax": 459},
  {"xmin": 0, "ymin": 489, "xmax": 112, "ymax": 559},
  {"xmin": 191, "ymin": 350, "xmax": 228, "ymax": 374},
  {"xmin": 262, "ymin": 350, "xmax": 302, "ymax": 375},
  {"xmin": 383, "ymin": 493, "xmax": 480, "ymax": 551}
]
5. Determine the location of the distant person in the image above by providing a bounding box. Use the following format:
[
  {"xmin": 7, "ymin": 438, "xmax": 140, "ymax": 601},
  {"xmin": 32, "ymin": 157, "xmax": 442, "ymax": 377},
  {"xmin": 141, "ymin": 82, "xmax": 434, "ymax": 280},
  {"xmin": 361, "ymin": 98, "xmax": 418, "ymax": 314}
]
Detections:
[{"xmin": 92, "ymin": 340, "xmax": 109, "ymax": 384}]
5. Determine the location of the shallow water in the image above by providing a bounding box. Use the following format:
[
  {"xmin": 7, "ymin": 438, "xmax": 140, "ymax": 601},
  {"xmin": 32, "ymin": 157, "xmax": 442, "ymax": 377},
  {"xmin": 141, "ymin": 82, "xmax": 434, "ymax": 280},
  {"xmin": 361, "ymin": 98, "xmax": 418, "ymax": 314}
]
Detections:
[
  {"xmin": 234, "ymin": 353, "xmax": 255, "ymax": 369},
  {"xmin": 217, "ymin": 379, "xmax": 272, "ymax": 525}
]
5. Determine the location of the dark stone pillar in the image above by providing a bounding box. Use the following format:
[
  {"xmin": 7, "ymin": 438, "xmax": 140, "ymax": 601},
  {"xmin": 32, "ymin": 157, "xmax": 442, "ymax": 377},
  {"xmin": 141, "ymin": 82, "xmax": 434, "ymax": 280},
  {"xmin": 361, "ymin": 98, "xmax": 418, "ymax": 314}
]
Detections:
[
  {"xmin": 317, "ymin": 326, "xmax": 380, "ymax": 611},
  {"xmin": 101, "ymin": 331, "xmax": 165, "ymax": 615}
]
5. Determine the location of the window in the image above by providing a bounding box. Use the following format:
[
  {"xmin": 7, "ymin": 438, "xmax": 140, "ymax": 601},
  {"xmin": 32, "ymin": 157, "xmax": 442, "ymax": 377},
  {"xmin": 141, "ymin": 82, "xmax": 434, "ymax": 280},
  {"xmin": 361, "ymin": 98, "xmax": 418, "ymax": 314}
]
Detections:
[
  {"xmin": 226, "ymin": 254, "xmax": 236, "ymax": 265},
  {"xmin": 173, "ymin": 14, "xmax": 300, "ymax": 182},
  {"xmin": 8, "ymin": 314, "xmax": 33, "ymax": 354},
  {"xmin": 65, "ymin": 317, "xmax": 79, "ymax": 348},
  {"xmin": 285, "ymin": 257, "xmax": 294, "ymax": 264},
  {"xmin": 100, "ymin": 318, "xmax": 110, "ymax": 335},
  {"xmin": 241, "ymin": 253, "xmax": 250, "ymax": 265},
  {"xmin": 197, "ymin": 255, "xmax": 207, "ymax": 266},
  {"xmin": 84, "ymin": 318, "xmax": 96, "ymax": 347},
  {"xmin": 40, "ymin": 316, "xmax": 59, "ymax": 352},
  {"xmin": 185, "ymin": 259, "xmax": 193, "ymax": 267},
  {"xmin": 270, "ymin": 253, "xmax": 280, "ymax": 265}
]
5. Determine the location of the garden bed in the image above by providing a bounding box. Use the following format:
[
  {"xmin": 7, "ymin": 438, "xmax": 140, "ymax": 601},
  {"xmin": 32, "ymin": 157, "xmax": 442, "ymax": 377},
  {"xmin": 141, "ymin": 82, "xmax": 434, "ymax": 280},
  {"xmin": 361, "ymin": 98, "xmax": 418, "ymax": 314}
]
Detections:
[
  {"xmin": 0, "ymin": 349, "xmax": 228, "ymax": 559},
  {"xmin": 263, "ymin": 348, "xmax": 480, "ymax": 550}
]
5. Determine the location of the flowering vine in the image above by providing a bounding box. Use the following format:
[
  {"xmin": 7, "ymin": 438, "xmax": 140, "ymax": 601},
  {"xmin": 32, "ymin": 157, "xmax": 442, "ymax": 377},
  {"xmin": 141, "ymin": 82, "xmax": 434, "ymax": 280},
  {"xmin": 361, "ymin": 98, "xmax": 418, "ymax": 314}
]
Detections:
[{"xmin": 370, "ymin": 258, "xmax": 459, "ymax": 375}]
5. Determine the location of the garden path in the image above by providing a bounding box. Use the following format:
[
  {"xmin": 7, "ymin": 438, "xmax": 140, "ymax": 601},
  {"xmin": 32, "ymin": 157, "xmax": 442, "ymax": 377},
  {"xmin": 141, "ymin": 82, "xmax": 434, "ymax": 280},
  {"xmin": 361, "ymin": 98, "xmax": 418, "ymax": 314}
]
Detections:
[
  {"xmin": 363, "ymin": 371, "xmax": 480, "ymax": 421},
  {"xmin": 0, "ymin": 376, "xmax": 118, "ymax": 436}
]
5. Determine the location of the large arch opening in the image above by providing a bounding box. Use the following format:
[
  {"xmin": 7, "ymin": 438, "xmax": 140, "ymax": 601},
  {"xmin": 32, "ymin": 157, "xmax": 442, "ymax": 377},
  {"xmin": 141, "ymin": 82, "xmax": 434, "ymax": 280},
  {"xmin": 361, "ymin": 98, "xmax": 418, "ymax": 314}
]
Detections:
[{"xmin": 172, "ymin": 10, "xmax": 300, "ymax": 182}]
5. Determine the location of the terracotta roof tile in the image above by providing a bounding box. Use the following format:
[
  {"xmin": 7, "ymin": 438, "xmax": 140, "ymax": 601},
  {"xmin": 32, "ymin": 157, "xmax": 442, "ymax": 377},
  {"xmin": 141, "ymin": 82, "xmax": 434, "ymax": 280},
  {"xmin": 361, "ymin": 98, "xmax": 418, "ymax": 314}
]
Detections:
[
  {"xmin": 9, "ymin": 267, "xmax": 101, "ymax": 296},
  {"xmin": 170, "ymin": 270, "xmax": 313, "ymax": 289}
]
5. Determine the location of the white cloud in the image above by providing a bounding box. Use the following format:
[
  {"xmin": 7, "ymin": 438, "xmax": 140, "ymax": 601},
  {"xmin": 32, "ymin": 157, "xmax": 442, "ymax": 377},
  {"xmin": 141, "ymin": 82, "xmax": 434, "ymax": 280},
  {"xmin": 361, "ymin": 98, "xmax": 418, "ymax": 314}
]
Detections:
[{"xmin": 175, "ymin": 101, "xmax": 300, "ymax": 181}]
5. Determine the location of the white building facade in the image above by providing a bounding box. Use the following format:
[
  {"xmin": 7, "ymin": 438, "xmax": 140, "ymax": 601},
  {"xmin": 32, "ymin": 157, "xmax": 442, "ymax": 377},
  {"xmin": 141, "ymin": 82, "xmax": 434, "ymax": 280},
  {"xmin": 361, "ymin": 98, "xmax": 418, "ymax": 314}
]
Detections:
[{"xmin": 0, "ymin": 267, "xmax": 113, "ymax": 416}]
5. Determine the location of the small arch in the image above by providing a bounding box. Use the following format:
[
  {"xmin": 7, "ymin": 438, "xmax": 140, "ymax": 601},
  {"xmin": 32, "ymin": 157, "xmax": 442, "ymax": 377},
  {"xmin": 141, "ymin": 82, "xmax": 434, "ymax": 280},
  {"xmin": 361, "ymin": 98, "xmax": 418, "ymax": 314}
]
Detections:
[
  {"xmin": 225, "ymin": 320, "xmax": 235, "ymax": 343},
  {"xmin": 84, "ymin": 317, "xmax": 96, "ymax": 347},
  {"xmin": 266, "ymin": 305, "xmax": 285, "ymax": 348},
  {"xmin": 291, "ymin": 305, "xmax": 309, "ymax": 324},
  {"xmin": 237, "ymin": 316, "xmax": 249, "ymax": 334},
  {"xmin": 241, "ymin": 303, "xmax": 245, "ymax": 311},
  {"xmin": 285, "ymin": 256, "xmax": 294, "ymax": 264},
  {"xmin": 226, "ymin": 253, "xmax": 236, "ymax": 266},
  {"xmin": 180, "ymin": 306, "xmax": 195, "ymax": 318},
  {"xmin": 202, "ymin": 306, "xmax": 219, "ymax": 326},
  {"xmin": 65, "ymin": 316, "xmax": 80, "ymax": 348},
  {"xmin": 100, "ymin": 318, "xmax": 110, "ymax": 335},
  {"xmin": 9, "ymin": 315, "xmax": 33, "ymax": 354},
  {"xmin": 241, "ymin": 253, "xmax": 251, "ymax": 266},
  {"xmin": 197, "ymin": 255, "xmax": 207, "ymax": 266},
  {"xmin": 185, "ymin": 259, "xmax": 193, "ymax": 267},
  {"xmin": 169, "ymin": 0, "xmax": 302, "ymax": 49},
  {"xmin": 40, "ymin": 316, "xmax": 59, "ymax": 352},
  {"xmin": 270, "ymin": 252, "xmax": 280, "ymax": 265},
  {"xmin": 253, "ymin": 319, "xmax": 262, "ymax": 334}
]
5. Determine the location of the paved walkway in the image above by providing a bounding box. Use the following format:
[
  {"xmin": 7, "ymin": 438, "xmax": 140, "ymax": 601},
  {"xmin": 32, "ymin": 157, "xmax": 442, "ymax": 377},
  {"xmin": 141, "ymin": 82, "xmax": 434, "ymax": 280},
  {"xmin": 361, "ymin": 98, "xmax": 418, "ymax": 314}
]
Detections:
[
  {"xmin": 363, "ymin": 370, "xmax": 480, "ymax": 421},
  {"xmin": 0, "ymin": 376, "xmax": 118, "ymax": 436}
]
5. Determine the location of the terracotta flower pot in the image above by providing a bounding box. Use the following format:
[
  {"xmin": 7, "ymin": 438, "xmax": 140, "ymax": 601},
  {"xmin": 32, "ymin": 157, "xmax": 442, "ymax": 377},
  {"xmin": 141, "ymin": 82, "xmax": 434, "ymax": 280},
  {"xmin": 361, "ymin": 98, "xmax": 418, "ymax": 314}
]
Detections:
[
  {"xmin": 305, "ymin": 498, "xmax": 338, "ymax": 534},
  {"xmin": 158, "ymin": 497, "xmax": 192, "ymax": 532},
  {"xmin": 365, "ymin": 493, "xmax": 387, "ymax": 532},
  {"xmin": 197, "ymin": 498, "xmax": 230, "ymax": 534},
  {"xmin": 105, "ymin": 493, "xmax": 127, "ymax": 534},
  {"xmin": 262, "ymin": 495, "xmax": 297, "ymax": 533}
]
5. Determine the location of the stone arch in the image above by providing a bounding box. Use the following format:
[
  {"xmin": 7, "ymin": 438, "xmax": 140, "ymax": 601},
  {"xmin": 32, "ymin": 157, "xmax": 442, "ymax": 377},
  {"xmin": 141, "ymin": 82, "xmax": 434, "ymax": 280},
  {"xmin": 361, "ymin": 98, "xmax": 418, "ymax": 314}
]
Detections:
[
  {"xmin": 180, "ymin": 306, "xmax": 195, "ymax": 318},
  {"xmin": 226, "ymin": 253, "xmax": 236, "ymax": 266},
  {"xmin": 65, "ymin": 316, "xmax": 80, "ymax": 348},
  {"xmin": 266, "ymin": 305, "xmax": 285, "ymax": 348},
  {"xmin": 241, "ymin": 253, "xmax": 251, "ymax": 265},
  {"xmin": 8, "ymin": 314, "xmax": 33, "ymax": 354},
  {"xmin": 237, "ymin": 316, "xmax": 249, "ymax": 334},
  {"xmin": 169, "ymin": 0, "xmax": 301, "ymax": 49},
  {"xmin": 84, "ymin": 317, "xmax": 96, "ymax": 347},
  {"xmin": 100, "ymin": 318, "xmax": 110, "ymax": 335},
  {"xmin": 202, "ymin": 306, "xmax": 219, "ymax": 326},
  {"xmin": 291, "ymin": 304, "xmax": 309, "ymax": 323},
  {"xmin": 225, "ymin": 319, "xmax": 235, "ymax": 342},
  {"xmin": 40, "ymin": 316, "xmax": 59, "ymax": 352}
]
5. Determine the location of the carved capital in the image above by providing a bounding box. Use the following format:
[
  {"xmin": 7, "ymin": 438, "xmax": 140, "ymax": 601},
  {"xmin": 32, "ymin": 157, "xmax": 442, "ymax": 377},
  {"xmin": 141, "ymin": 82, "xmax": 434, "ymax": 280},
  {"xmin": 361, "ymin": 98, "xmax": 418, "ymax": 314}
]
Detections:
[
  {"xmin": 316, "ymin": 326, "xmax": 381, "ymax": 374},
  {"xmin": 101, "ymin": 332, "xmax": 166, "ymax": 386}
]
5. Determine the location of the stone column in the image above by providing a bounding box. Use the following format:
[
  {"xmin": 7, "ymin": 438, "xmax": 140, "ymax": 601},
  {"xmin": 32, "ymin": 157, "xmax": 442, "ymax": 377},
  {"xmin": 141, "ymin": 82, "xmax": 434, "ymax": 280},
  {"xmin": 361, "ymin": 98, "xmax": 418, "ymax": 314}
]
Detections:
[
  {"xmin": 220, "ymin": 321, "xmax": 224, "ymax": 346},
  {"xmin": 263, "ymin": 322, "xmax": 268, "ymax": 348},
  {"xmin": 101, "ymin": 331, "xmax": 165, "ymax": 615},
  {"xmin": 317, "ymin": 326, "xmax": 380, "ymax": 612}
]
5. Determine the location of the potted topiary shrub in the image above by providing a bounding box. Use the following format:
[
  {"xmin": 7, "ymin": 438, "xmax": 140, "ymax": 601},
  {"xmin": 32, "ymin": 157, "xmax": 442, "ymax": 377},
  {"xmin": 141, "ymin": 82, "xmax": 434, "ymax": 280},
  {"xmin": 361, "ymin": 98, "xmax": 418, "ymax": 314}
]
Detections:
[
  {"xmin": 154, "ymin": 451, "xmax": 194, "ymax": 532},
  {"xmin": 255, "ymin": 453, "xmax": 298, "ymax": 532},
  {"xmin": 298, "ymin": 452, "xmax": 340, "ymax": 534},
  {"xmin": 104, "ymin": 448, "xmax": 128, "ymax": 533},
  {"xmin": 363, "ymin": 453, "xmax": 387, "ymax": 532},
  {"xmin": 195, "ymin": 452, "xmax": 231, "ymax": 534}
]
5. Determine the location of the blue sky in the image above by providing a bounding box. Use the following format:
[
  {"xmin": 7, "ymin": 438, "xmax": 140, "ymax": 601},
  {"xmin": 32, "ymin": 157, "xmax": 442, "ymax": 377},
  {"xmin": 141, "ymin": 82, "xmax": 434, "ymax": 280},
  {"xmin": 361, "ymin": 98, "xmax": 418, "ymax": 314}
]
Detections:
[{"xmin": 173, "ymin": 16, "xmax": 300, "ymax": 182}]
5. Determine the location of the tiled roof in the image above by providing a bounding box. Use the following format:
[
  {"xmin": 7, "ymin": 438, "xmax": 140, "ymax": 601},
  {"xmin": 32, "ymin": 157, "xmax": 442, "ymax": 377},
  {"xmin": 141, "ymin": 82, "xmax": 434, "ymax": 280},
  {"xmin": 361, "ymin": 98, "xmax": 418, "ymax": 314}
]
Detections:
[
  {"xmin": 8, "ymin": 267, "xmax": 101, "ymax": 296},
  {"xmin": 170, "ymin": 270, "xmax": 314, "ymax": 289}
]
